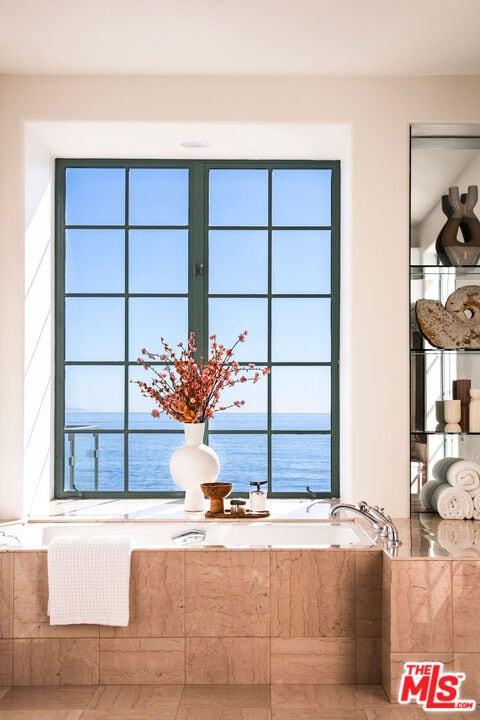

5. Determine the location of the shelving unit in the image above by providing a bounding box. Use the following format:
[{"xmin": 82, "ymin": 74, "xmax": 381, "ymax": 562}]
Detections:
[{"xmin": 410, "ymin": 127, "xmax": 480, "ymax": 511}]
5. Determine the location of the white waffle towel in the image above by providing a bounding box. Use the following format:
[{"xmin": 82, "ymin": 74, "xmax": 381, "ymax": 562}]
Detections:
[
  {"xmin": 445, "ymin": 460, "xmax": 480, "ymax": 492},
  {"xmin": 431, "ymin": 484, "xmax": 474, "ymax": 520},
  {"xmin": 48, "ymin": 535, "xmax": 132, "ymax": 626}
]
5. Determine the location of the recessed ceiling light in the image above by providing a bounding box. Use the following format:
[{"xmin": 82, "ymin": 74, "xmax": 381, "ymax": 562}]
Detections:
[{"xmin": 181, "ymin": 140, "xmax": 210, "ymax": 148}]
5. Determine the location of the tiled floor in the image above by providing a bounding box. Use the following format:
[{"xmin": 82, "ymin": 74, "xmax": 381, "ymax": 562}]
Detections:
[{"xmin": 0, "ymin": 685, "xmax": 473, "ymax": 719}]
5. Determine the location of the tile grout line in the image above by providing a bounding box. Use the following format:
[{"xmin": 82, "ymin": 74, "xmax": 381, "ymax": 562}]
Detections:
[
  {"xmin": 183, "ymin": 548, "xmax": 186, "ymax": 687},
  {"xmin": 268, "ymin": 548, "xmax": 272, "ymax": 688}
]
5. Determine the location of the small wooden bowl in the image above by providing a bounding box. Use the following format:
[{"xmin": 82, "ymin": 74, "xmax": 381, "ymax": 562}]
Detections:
[{"xmin": 201, "ymin": 482, "xmax": 233, "ymax": 515}]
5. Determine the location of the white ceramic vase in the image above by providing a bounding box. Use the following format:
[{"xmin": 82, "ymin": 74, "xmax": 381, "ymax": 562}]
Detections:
[
  {"xmin": 169, "ymin": 422, "xmax": 220, "ymax": 511},
  {"xmin": 444, "ymin": 399, "xmax": 462, "ymax": 432}
]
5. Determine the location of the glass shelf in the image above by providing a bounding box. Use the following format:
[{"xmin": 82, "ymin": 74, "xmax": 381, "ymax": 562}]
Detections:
[
  {"xmin": 409, "ymin": 132, "xmax": 480, "ymax": 509},
  {"xmin": 410, "ymin": 348, "xmax": 480, "ymax": 354},
  {"xmin": 410, "ymin": 265, "xmax": 480, "ymax": 280},
  {"xmin": 411, "ymin": 431, "xmax": 480, "ymax": 436}
]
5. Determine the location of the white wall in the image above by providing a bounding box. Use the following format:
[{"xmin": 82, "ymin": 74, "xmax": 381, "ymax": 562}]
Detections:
[
  {"xmin": 23, "ymin": 119, "xmax": 353, "ymax": 517},
  {"xmin": 24, "ymin": 129, "xmax": 55, "ymax": 516},
  {"xmin": 2, "ymin": 74, "xmax": 480, "ymax": 520}
]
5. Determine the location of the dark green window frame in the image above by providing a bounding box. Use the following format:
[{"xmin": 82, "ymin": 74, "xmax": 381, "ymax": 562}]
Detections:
[{"xmin": 55, "ymin": 158, "xmax": 340, "ymax": 499}]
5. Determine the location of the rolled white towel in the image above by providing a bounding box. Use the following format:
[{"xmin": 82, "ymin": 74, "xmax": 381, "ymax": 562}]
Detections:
[
  {"xmin": 432, "ymin": 457, "xmax": 462, "ymax": 482},
  {"xmin": 473, "ymin": 493, "xmax": 480, "ymax": 515},
  {"xmin": 431, "ymin": 483, "xmax": 474, "ymax": 519},
  {"xmin": 446, "ymin": 460, "xmax": 480, "ymax": 492},
  {"xmin": 437, "ymin": 519, "xmax": 476, "ymax": 555},
  {"xmin": 419, "ymin": 479, "xmax": 445, "ymax": 511}
]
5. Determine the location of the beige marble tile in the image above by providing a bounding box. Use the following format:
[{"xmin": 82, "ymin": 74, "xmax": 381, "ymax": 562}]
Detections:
[
  {"xmin": 176, "ymin": 709, "xmax": 271, "ymax": 720},
  {"xmin": 186, "ymin": 638, "xmax": 270, "ymax": 684},
  {"xmin": 382, "ymin": 643, "xmax": 391, "ymax": 701},
  {"xmin": 79, "ymin": 684, "xmax": 183, "ymax": 719},
  {"xmin": 100, "ymin": 551, "xmax": 185, "ymax": 638},
  {"xmin": 452, "ymin": 561, "xmax": 480, "ymax": 652},
  {"xmin": 13, "ymin": 553, "xmax": 98, "ymax": 639},
  {"xmin": 0, "ymin": 556, "xmax": 13, "ymax": 640},
  {"xmin": 0, "ymin": 712, "xmax": 83, "ymax": 719},
  {"xmin": 81, "ymin": 711, "xmax": 177, "ymax": 720},
  {"xmin": 366, "ymin": 708, "xmax": 466, "ymax": 720},
  {"xmin": 273, "ymin": 711, "xmax": 367, "ymax": 720},
  {"xmin": 99, "ymin": 638, "xmax": 184, "ymax": 684},
  {"xmin": 390, "ymin": 561, "xmax": 453, "ymax": 653},
  {"xmin": 454, "ymin": 652, "xmax": 480, "ymax": 704},
  {"xmin": 355, "ymin": 552, "xmax": 382, "ymax": 638},
  {"xmin": 271, "ymin": 551, "xmax": 355, "ymax": 638},
  {"xmin": 13, "ymin": 639, "xmax": 99, "ymax": 686},
  {"xmin": 270, "ymin": 684, "xmax": 388, "ymax": 709},
  {"xmin": 0, "ymin": 643, "xmax": 12, "ymax": 687},
  {"xmin": 0, "ymin": 686, "xmax": 96, "ymax": 709},
  {"xmin": 87, "ymin": 684, "xmax": 183, "ymax": 710},
  {"xmin": 355, "ymin": 638, "xmax": 382, "ymax": 684},
  {"xmin": 185, "ymin": 551, "xmax": 270, "ymax": 638},
  {"xmin": 382, "ymin": 557, "xmax": 392, "ymax": 648},
  {"xmin": 270, "ymin": 638, "xmax": 355, "ymax": 684},
  {"xmin": 180, "ymin": 685, "xmax": 270, "ymax": 707},
  {"xmin": 388, "ymin": 653, "xmax": 454, "ymax": 704}
]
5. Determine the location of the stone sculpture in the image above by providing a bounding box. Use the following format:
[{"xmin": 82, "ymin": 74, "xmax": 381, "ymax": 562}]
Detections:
[
  {"xmin": 416, "ymin": 285, "xmax": 480, "ymax": 348},
  {"xmin": 438, "ymin": 186, "xmax": 480, "ymax": 266}
]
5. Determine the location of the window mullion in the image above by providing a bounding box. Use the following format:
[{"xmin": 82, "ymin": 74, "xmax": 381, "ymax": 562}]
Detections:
[
  {"xmin": 330, "ymin": 162, "xmax": 341, "ymax": 498},
  {"xmin": 124, "ymin": 167, "xmax": 130, "ymax": 493},
  {"xmin": 267, "ymin": 169, "xmax": 273, "ymax": 495},
  {"xmin": 189, "ymin": 163, "xmax": 208, "ymax": 360},
  {"xmin": 54, "ymin": 161, "xmax": 67, "ymax": 498}
]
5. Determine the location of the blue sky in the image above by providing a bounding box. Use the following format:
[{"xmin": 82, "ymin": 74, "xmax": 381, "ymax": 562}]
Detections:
[{"xmin": 64, "ymin": 166, "xmax": 332, "ymax": 416}]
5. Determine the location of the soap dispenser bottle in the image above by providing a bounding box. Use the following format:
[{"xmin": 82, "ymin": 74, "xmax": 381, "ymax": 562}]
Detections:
[{"xmin": 249, "ymin": 480, "xmax": 267, "ymax": 512}]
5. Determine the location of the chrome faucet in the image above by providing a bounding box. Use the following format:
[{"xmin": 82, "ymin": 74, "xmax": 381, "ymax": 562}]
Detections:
[{"xmin": 330, "ymin": 500, "xmax": 401, "ymax": 547}]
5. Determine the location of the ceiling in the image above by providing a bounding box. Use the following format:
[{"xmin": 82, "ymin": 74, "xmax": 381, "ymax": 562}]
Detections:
[{"xmin": 2, "ymin": 0, "xmax": 480, "ymax": 76}]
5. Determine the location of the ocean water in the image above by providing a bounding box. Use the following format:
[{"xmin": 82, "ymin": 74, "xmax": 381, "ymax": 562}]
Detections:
[{"xmin": 64, "ymin": 412, "xmax": 332, "ymax": 495}]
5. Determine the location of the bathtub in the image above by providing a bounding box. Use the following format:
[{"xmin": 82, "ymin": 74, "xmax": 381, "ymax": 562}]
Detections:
[{"xmin": 1, "ymin": 519, "xmax": 374, "ymax": 549}]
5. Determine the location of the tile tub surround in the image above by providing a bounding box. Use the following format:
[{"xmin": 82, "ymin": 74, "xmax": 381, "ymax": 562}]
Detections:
[
  {"xmin": 382, "ymin": 556, "xmax": 480, "ymax": 703},
  {"xmin": 0, "ymin": 548, "xmax": 383, "ymax": 687}
]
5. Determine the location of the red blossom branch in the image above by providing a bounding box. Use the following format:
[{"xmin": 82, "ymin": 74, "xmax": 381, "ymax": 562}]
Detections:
[{"xmin": 131, "ymin": 331, "xmax": 269, "ymax": 423}]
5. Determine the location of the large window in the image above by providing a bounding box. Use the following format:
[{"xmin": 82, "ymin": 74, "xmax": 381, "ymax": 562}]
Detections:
[{"xmin": 55, "ymin": 160, "xmax": 340, "ymax": 498}]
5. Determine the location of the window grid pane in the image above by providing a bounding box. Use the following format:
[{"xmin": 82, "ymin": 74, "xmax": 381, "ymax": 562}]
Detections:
[
  {"xmin": 207, "ymin": 165, "xmax": 335, "ymax": 497},
  {"xmin": 56, "ymin": 161, "xmax": 339, "ymax": 498}
]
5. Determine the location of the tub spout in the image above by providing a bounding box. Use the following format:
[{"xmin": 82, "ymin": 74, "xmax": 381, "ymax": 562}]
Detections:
[
  {"xmin": 330, "ymin": 502, "xmax": 386, "ymax": 534},
  {"xmin": 358, "ymin": 502, "xmax": 402, "ymax": 547},
  {"xmin": 330, "ymin": 501, "xmax": 402, "ymax": 547}
]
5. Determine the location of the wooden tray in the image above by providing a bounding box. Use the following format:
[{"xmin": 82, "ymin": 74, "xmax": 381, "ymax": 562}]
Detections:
[{"xmin": 205, "ymin": 509, "xmax": 270, "ymax": 519}]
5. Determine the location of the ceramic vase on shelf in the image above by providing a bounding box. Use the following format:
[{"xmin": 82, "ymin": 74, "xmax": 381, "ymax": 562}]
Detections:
[
  {"xmin": 443, "ymin": 399, "xmax": 461, "ymax": 432},
  {"xmin": 169, "ymin": 422, "xmax": 220, "ymax": 511}
]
